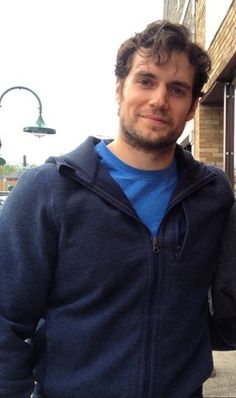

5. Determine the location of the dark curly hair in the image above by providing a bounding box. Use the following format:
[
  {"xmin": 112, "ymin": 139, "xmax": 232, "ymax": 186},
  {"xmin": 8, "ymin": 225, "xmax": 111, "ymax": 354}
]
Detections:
[{"xmin": 115, "ymin": 20, "xmax": 211, "ymax": 100}]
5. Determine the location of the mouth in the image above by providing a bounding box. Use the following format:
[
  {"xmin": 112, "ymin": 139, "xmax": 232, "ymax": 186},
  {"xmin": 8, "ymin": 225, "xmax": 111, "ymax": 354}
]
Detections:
[{"xmin": 140, "ymin": 114, "xmax": 169, "ymax": 125}]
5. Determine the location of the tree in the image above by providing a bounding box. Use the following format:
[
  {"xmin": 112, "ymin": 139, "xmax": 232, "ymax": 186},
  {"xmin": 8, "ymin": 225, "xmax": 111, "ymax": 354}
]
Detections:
[{"xmin": 0, "ymin": 164, "xmax": 22, "ymax": 176}]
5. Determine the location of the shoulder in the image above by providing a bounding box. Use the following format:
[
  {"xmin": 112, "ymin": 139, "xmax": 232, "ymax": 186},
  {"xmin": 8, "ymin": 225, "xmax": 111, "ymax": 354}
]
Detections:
[
  {"xmin": 2, "ymin": 162, "xmax": 63, "ymax": 222},
  {"xmin": 205, "ymin": 164, "xmax": 234, "ymax": 199},
  {"xmin": 176, "ymin": 145, "xmax": 233, "ymax": 190},
  {"xmin": 8, "ymin": 163, "xmax": 58, "ymax": 199}
]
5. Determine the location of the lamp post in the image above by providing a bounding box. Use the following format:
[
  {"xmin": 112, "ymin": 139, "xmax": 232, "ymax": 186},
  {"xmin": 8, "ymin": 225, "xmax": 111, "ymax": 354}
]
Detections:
[{"xmin": 0, "ymin": 86, "xmax": 56, "ymax": 138}]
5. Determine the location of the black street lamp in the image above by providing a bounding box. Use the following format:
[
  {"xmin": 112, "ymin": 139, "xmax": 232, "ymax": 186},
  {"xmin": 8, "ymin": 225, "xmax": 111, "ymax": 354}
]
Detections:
[{"xmin": 0, "ymin": 86, "xmax": 56, "ymax": 137}]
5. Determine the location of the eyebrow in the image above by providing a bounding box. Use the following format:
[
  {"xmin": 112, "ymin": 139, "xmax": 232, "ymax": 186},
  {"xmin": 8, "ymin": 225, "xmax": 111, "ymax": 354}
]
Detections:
[
  {"xmin": 134, "ymin": 71, "xmax": 192, "ymax": 91},
  {"xmin": 134, "ymin": 71, "xmax": 156, "ymax": 80},
  {"xmin": 170, "ymin": 80, "xmax": 192, "ymax": 91}
]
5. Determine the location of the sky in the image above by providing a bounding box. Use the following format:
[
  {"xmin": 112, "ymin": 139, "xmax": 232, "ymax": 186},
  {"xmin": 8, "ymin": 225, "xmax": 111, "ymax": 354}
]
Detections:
[{"xmin": 0, "ymin": 0, "xmax": 164, "ymax": 165}]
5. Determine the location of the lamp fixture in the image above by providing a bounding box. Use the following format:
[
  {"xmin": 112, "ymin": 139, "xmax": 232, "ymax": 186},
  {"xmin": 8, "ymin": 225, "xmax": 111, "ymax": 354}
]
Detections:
[{"xmin": 0, "ymin": 86, "xmax": 56, "ymax": 137}]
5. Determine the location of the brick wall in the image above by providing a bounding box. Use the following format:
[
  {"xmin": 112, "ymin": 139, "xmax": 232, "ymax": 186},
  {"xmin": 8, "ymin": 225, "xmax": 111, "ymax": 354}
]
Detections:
[
  {"xmin": 0, "ymin": 180, "xmax": 7, "ymax": 191},
  {"xmin": 193, "ymin": 0, "xmax": 236, "ymax": 168},
  {"xmin": 195, "ymin": 0, "xmax": 205, "ymax": 47},
  {"xmin": 194, "ymin": 0, "xmax": 207, "ymax": 162},
  {"xmin": 195, "ymin": 106, "xmax": 224, "ymax": 167}
]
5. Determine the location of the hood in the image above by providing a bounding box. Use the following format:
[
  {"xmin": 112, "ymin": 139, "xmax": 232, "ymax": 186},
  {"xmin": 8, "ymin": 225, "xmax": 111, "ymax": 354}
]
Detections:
[
  {"xmin": 46, "ymin": 136, "xmax": 104, "ymax": 184},
  {"xmin": 45, "ymin": 135, "xmax": 218, "ymax": 202}
]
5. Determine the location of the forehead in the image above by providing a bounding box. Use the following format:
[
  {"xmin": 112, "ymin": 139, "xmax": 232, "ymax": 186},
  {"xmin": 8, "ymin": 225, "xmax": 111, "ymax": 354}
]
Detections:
[{"xmin": 128, "ymin": 50, "xmax": 195, "ymax": 85}]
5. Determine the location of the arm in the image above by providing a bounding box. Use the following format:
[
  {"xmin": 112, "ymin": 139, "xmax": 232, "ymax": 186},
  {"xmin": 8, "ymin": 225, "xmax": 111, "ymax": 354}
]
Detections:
[
  {"xmin": 209, "ymin": 201, "xmax": 236, "ymax": 350},
  {"xmin": 0, "ymin": 167, "xmax": 57, "ymax": 397}
]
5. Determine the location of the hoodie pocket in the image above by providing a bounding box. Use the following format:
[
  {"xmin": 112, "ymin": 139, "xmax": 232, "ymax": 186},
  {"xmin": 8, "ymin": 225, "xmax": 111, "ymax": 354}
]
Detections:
[
  {"xmin": 159, "ymin": 203, "xmax": 187, "ymax": 261},
  {"xmin": 175, "ymin": 204, "xmax": 187, "ymax": 259}
]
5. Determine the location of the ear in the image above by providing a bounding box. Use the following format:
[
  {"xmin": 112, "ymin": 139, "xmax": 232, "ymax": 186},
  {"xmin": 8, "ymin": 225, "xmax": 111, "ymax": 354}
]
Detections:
[
  {"xmin": 186, "ymin": 98, "xmax": 199, "ymax": 121},
  {"xmin": 116, "ymin": 80, "xmax": 122, "ymax": 105}
]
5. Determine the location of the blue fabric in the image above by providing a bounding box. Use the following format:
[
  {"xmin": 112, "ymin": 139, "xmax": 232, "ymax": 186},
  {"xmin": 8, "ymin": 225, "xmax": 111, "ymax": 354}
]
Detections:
[
  {"xmin": 0, "ymin": 136, "xmax": 234, "ymax": 398},
  {"xmin": 96, "ymin": 141, "xmax": 177, "ymax": 236}
]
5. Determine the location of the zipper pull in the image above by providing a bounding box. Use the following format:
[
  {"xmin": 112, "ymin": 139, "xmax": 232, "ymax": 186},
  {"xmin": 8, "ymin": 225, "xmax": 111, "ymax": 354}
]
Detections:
[{"xmin": 151, "ymin": 237, "xmax": 159, "ymax": 254}]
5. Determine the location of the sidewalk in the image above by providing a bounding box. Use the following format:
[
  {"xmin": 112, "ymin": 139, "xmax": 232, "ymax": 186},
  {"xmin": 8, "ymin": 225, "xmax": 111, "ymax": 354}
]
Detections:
[{"xmin": 203, "ymin": 351, "xmax": 236, "ymax": 397}]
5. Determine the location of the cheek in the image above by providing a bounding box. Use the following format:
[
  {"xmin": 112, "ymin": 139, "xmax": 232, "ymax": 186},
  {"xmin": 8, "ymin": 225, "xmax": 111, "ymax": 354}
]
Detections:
[
  {"xmin": 120, "ymin": 96, "xmax": 134, "ymax": 114},
  {"xmin": 119, "ymin": 100, "xmax": 138, "ymax": 124},
  {"xmin": 122, "ymin": 92, "xmax": 146, "ymax": 113},
  {"xmin": 172, "ymin": 103, "xmax": 193, "ymax": 124}
]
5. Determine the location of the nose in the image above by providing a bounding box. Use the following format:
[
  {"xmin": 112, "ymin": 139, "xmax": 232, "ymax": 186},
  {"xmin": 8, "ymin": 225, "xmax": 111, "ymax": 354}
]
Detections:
[{"xmin": 148, "ymin": 84, "xmax": 169, "ymax": 110}]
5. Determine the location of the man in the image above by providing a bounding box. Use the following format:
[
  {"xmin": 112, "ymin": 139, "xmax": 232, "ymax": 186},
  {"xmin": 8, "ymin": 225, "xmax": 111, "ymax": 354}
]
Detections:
[{"xmin": 0, "ymin": 20, "xmax": 235, "ymax": 398}]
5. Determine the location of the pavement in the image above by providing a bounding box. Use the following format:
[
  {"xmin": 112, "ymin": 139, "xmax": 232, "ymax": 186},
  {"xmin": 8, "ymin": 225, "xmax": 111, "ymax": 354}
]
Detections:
[{"xmin": 203, "ymin": 350, "xmax": 236, "ymax": 397}]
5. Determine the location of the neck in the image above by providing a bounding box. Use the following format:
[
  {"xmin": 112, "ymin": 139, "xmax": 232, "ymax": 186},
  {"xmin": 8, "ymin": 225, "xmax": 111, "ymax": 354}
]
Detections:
[{"xmin": 108, "ymin": 135, "xmax": 176, "ymax": 171}]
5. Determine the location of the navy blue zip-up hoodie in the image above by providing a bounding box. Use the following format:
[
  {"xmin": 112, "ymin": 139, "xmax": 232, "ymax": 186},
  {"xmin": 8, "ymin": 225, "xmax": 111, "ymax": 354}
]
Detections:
[{"xmin": 0, "ymin": 136, "xmax": 234, "ymax": 398}]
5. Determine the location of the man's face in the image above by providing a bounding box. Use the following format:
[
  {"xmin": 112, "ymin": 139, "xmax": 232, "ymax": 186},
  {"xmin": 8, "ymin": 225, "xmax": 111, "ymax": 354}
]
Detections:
[{"xmin": 116, "ymin": 50, "xmax": 198, "ymax": 151}]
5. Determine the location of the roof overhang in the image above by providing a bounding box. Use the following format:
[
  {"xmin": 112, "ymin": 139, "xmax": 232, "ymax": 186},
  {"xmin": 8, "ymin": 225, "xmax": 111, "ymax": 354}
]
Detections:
[{"xmin": 200, "ymin": 52, "xmax": 236, "ymax": 106}]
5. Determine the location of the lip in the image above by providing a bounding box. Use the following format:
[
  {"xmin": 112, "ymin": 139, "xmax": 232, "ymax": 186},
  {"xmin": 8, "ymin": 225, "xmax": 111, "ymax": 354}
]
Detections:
[{"xmin": 140, "ymin": 114, "xmax": 169, "ymax": 124}]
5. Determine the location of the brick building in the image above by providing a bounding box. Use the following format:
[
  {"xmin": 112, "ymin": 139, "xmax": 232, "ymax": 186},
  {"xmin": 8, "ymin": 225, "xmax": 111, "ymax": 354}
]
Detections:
[
  {"xmin": 164, "ymin": 0, "xmax": 236, "ymax": 190},
  {"xmin": 0, "ymin": 171, "xmax": 22, "ymax": 191}
]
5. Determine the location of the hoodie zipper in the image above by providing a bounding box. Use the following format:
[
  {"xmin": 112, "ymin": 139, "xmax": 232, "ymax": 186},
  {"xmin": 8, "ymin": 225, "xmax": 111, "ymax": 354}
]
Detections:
[
  {"xmin": 142, "ymin": 236, "xmax": 160, "ymax": 398},
  {"xmin": 151, "ymin": 237, "xmax": 160, "ymax": 254}
]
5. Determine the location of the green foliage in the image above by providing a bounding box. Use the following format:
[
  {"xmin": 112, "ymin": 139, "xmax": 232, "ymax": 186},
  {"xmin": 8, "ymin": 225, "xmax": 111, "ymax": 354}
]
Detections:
[{"xmin": 0, "ymin": 163, "xmax": 24, "ymax": 176}]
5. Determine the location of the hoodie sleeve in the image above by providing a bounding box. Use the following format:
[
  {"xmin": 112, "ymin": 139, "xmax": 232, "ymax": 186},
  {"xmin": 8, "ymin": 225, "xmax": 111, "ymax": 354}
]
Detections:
[
  {"xmin": 0, "ymin": 167, "xmax": 57, "ymax": 398},
  {"xmin": 209, "ymin": 200, "xmax": 236, "ymax": 350}
]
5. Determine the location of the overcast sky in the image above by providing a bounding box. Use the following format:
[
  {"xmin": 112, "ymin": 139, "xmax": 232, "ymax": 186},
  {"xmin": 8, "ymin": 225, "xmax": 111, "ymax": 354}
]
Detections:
[{"xmin": 0, "ymin": 0, "xmax": 163, "ymax": 165}]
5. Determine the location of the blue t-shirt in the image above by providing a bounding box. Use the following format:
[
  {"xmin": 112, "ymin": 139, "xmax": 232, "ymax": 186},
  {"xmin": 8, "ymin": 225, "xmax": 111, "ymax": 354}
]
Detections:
[{"xmin": 95, "ymin": 141, "xmax": 177, "ymax": 237}]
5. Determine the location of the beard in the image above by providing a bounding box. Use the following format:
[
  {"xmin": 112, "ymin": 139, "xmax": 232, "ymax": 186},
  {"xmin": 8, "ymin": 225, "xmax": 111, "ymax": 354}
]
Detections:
[{"xmin": 119, "ymin": 114, "xmax": 181, "ymax": 154}]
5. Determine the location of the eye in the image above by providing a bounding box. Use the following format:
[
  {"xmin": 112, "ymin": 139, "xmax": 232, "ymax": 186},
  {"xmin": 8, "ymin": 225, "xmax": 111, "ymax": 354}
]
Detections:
[
  {"xmin": 169, "ymin": 86, "xmax": 186, "ymax": 97},
  {"xmin": 138, "ymin": 78, "xmax": 154, "ymax": 88}
]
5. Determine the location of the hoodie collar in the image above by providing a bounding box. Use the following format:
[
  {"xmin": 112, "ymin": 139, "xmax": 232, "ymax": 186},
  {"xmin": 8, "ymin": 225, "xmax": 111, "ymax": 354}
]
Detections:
[{"xmin": 46, "ymin": 136, "xmax": 215, "ymax": 191}]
